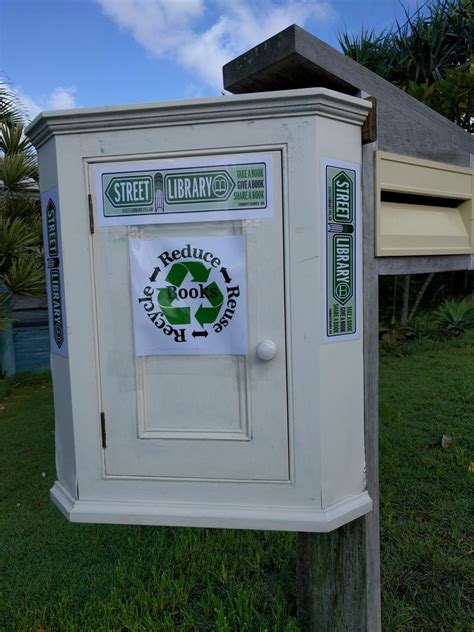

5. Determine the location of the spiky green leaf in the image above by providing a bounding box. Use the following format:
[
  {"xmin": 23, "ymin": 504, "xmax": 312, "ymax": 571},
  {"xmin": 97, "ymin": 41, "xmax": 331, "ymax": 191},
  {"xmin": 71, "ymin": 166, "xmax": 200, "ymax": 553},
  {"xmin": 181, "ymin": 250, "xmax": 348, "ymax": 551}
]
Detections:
[
  {"xmin": 0, "ymin": 217, "xmax": 41, "ymax": 265},
  {"xmin": 2, "ymin": 256, "xmax": 44, "ymax": 295}
]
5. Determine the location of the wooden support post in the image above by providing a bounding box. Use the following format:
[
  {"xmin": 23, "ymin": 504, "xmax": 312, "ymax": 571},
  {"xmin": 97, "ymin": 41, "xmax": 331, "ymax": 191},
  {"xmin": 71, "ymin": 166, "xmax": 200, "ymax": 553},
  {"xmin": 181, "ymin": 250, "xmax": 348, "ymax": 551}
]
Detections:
[
  {"xmin": 297, "ymin": 519, "xmax": 367, "ymax": 631},
  {"xmin": 362, "ymin": 143, "xmax": 382, "ymax": 631},
  {"xmin": 296, "ymin": 143, "xmax": 381, "ymax": 632}
]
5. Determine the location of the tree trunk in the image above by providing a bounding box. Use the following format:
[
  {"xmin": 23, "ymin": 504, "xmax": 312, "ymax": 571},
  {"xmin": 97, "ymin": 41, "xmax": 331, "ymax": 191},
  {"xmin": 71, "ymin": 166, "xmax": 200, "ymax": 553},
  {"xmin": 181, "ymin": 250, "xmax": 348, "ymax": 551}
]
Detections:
[
  {"xmin": 400, "ymin": 275, "xmax": 411, "ymax": 324},
  {"xmin": 391, "ymin": 275, "xmax": 398, "ymax": 325},
  {"xmin": 408, "ymin": 272, "xmax": 435, "ymax": 322}
]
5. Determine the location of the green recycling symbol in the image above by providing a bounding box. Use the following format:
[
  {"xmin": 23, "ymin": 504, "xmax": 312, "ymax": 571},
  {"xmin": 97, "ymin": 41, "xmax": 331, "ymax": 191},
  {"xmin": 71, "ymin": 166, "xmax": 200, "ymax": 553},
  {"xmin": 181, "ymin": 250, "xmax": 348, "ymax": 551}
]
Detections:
[{"xmin": 157, "ymin": 261, "xmax": 224, "ymax": 327}]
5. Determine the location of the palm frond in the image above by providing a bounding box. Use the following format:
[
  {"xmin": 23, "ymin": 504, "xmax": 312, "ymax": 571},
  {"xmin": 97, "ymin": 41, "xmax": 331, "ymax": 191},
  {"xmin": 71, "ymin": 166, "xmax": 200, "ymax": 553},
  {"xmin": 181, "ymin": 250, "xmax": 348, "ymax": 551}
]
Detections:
[
  {"xmin": 0, "ymin": 122, "xmax": 33, "ymax": 155},
  {"xmin": 0, "ymin": 80, "xmax": 25, "ymax": 125},
  {"xmin": 0, "ymin": 217, "xmax": 42, "ymax": 266},
  {"xmin": 2, "ymin": 256, "xmax": 45, "ymax": 295},
  {"xmin": 0, "ymin": 154, "xmax": 38, "ymax": 193},
  {"xmin": 0, "ymin": 193, "xmax": 41, "ymax": 221}
]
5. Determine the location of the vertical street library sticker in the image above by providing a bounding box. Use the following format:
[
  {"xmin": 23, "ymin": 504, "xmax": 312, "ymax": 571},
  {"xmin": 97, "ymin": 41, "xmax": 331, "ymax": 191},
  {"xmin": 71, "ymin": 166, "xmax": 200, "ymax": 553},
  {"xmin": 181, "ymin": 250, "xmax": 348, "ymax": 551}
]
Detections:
[{"xmin": 323, "ymin": 161, "xmax": 360, "ymax": 342}]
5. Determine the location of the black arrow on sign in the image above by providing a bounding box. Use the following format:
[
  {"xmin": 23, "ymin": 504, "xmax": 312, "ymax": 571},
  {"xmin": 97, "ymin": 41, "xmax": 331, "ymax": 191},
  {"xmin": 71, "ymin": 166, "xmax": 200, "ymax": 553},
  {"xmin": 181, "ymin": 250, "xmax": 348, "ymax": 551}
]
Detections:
[
  {"xmin": 221, "ymin": 267, "xmax": 231, "ymax": 283},
  {"xmin": 192, "ymin": 330, "xmax": 208, "ymax": 338}
]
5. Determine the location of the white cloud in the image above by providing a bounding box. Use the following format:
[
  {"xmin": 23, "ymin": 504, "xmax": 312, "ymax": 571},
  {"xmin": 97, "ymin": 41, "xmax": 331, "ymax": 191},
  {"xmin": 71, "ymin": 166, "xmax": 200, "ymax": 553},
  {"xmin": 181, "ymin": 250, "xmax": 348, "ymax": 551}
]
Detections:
[
  {"xmin": 15, "ymin": 86, "xmax": 78, "ymax": 121},
  {"xmin": 48, "ymin": 87, "xmax": 78, "ymax": 110},
  {"xmin": 99, "ymin": 0, "xmax": 205, "ymax": 55},
  {"xmin": 97, "ymin": 0, "xmax": 335, "ymax": 91}
]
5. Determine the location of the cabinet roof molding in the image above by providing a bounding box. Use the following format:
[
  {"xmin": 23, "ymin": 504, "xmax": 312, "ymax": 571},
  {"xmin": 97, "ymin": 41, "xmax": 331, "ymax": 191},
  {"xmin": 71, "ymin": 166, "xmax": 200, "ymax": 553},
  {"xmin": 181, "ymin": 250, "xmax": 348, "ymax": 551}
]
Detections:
[{"xmin": 26, "ymin": 87, "xmax": 370, "ymax": 149}]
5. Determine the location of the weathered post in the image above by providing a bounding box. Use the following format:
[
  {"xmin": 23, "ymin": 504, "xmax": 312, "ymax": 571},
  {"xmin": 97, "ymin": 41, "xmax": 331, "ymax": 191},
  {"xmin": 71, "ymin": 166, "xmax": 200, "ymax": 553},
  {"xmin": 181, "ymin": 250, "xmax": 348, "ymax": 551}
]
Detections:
[{"xmin": 297, "ymin": 519, "xmax": 367, "ymax": 630}]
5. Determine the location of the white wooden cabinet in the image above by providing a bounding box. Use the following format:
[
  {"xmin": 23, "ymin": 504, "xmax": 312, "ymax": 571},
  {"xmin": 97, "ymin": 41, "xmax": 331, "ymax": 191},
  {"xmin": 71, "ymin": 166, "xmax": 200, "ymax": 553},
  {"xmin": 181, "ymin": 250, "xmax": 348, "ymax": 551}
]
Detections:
[{"xmin": 26, "ymin": 88, "xmax": 372, "ymax": 531}]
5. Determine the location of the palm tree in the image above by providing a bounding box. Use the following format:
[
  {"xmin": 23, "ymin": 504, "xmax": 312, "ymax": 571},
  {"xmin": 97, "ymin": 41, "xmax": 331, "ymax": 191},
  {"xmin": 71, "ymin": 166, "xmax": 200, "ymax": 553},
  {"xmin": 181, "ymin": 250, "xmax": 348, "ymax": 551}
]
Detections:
[{"xmin": 0, "ymin": 80, "xmax": 44, "ymax": 331}]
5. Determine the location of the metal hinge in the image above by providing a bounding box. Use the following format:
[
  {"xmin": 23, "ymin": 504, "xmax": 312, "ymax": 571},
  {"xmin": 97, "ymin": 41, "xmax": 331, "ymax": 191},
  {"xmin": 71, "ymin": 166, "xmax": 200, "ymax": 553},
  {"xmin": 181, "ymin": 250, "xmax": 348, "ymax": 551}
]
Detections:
[
  {"xmin": 100, "ymin": 411, "xmax": 107, "ymax": 448},
  {"xmin": 88, "ymin": 194, "xmax": 95, "ymax": 234}
]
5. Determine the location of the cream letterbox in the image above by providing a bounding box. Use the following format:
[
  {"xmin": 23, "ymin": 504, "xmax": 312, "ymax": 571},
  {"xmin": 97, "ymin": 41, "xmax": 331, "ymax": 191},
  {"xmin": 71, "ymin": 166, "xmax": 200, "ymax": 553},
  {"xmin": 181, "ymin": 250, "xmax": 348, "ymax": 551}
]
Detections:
[{"xmin": 26, "ymin": 88, "xmax": 372, "ymax": 531}]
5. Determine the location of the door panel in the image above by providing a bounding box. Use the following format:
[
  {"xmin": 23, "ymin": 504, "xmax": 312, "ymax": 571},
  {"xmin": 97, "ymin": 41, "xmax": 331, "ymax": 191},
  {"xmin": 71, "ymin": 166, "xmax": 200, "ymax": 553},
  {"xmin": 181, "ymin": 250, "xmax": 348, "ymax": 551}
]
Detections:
[{"xmin": 89, "ymin": 151, "xmax": 289, "ymax": 480}]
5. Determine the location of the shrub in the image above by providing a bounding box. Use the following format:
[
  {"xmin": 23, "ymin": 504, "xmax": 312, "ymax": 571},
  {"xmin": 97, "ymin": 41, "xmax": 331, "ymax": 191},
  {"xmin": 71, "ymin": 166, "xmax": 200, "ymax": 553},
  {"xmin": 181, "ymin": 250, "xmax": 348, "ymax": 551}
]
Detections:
[{"xmin": 435, "ymin": 299, "xmax": 474, "ymax": 336}]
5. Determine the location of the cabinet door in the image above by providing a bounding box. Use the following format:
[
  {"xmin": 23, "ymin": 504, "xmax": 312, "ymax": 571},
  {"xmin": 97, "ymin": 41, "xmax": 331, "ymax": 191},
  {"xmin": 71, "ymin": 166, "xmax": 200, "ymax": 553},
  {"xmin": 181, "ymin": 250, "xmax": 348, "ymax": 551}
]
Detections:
[{"xmin": 89, "ymin": 152, "xmax": 289, "ymax": 480}]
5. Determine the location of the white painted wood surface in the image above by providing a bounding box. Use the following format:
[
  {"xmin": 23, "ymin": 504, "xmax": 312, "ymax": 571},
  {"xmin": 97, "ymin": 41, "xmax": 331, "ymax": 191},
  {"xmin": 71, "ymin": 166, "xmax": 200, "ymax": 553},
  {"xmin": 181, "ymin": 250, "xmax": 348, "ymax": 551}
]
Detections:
[
  {"xmin": 89, "ymin": 152, "xmax": 289, "ymax": 480},
  {"xmin": 27, "ymin": 88, "xmax": 372, "ymax": 531}
]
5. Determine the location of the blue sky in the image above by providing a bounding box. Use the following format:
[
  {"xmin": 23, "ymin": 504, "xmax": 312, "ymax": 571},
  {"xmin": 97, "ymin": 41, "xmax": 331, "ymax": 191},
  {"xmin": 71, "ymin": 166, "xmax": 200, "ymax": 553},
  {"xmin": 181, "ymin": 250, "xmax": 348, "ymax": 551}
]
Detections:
[{"xmin": 0, "ymin": 0, "xmax": 420, "ymax": 119}]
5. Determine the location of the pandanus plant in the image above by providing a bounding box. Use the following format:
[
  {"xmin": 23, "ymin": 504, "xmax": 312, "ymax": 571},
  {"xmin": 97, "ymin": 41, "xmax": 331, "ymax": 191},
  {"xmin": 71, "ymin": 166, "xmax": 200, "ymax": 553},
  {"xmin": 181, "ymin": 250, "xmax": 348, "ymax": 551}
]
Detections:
[
  {"xmin": 339, "ymin": 0, "xmax": 473, "ymax": 131},
  {"xmin": 0, "ymin": 81, "xmax": 44, "ymax": 330}
]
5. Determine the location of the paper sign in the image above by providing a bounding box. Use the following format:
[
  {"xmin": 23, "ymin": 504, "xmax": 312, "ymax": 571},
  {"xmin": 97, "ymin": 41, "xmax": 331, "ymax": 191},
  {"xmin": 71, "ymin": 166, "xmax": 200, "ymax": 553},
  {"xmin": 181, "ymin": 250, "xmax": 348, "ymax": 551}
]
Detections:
[
  {"xmin": 322, "ymin": 160, "xmax": 361, "ymax": 342},
  {"xmin": 95, "ymin": 153, "xmax": 273, "ymax": 227},
  {"xmin": 41, "ymin": 186, "xmax": 68, "ymax": 356},
  {"xmin": 130, "ymin": 236, "xmax": 248, "ymax": 356}
]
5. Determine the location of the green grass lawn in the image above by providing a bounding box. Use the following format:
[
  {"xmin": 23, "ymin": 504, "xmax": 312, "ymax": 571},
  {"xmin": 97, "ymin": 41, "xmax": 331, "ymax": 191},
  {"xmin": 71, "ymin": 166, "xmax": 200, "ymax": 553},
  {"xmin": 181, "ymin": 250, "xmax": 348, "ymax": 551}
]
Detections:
[
  {"xmin": 379, "ymin": 332, "xmax": 474, "ymax": 632},
  {"xmin": 0, "ymin": 332, "xmax": 473, "ymax": 631}
]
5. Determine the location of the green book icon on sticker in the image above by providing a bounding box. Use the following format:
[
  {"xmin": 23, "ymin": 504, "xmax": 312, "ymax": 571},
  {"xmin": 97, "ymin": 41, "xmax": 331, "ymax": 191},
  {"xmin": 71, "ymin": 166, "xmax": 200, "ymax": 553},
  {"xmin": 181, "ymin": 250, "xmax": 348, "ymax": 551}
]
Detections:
[{"xmin": 155, "ymin": 173, "xmax": 164, "ymax": 213}]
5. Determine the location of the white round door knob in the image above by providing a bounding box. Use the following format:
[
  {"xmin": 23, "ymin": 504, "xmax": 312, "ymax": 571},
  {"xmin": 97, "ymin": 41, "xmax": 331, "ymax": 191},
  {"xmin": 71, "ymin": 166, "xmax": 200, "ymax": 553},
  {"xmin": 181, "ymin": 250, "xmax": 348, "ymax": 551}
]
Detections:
[{"xmin": 256, "ymin": 339, "xmax": 278, "ymax": 362}]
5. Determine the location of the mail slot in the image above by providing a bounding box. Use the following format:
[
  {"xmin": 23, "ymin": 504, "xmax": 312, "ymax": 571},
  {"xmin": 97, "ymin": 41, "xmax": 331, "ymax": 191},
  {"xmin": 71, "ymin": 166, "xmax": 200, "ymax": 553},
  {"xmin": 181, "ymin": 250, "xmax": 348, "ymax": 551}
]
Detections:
[
  {"xmin": 376, "ymin": 151, "xmax": 474, "ymax": 256},
  {"xmin": 26, "ymin": 88, "xmax": 372, "ymax": 531}
]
